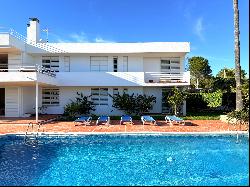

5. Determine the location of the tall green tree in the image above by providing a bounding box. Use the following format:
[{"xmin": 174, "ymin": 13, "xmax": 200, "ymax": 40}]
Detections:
[
  {"xmin": 216, "ymin": 68, "xmax": 246, "ymax": 79},
  {"xmin": 233, "ymin": 0, "xmax": 243, "ymax": 110},
  {"xmin": 188, "ymin": 56, "xmax": 212, "ymax": 89}
]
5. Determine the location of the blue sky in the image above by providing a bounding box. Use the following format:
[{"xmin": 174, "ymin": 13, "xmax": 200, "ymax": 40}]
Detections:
[{"xmin": 0, "ymin": 0, "xmax": 249, "ymax": 76}]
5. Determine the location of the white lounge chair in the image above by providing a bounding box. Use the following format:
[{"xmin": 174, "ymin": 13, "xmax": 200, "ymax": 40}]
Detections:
[
  {"xmin": 74, "ymin": 116, "xmax": 92, "ymax": 126},
  {"xmin": 141, "ymin": 115, "xmax": 156, "ymax": 125},
  {"xmin": 96, "ymin": 115, "xmax": 110, "ymax": 125},
  {"xmin": 165, "ymin": 115, "xmax": 185, "ymax": 126},
  {"xmin": 120, "ymin": 115, "xmax": 133, "ymax": 125}
]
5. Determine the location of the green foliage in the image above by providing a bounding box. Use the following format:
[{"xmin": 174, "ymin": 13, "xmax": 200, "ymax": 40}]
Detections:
[
  {"xmin": 213, "ymin": 77, "xmax": 236, "ymax": 92},
  {"xmin": 167, "ymin": 87, "xmax": 187, "ymax": 115},
  {"xmin": 63, "ymin": 92, "xmax": 95, "ymax": 119},
  {"xmin": 216, "ymin": 68, "xmax": 247, "ymax": 79},
  {"xmin": 186, "ymin": 93, "xmax": 208, "ymax": 112},
  {"xmin": 188, "ymin": 56, "xmax": 212, "ymax": 88},
  {"xmin": 110, "ymin": 93, "xmax": 156, "ymax": 115},
  {"xmin": 201, "ymin": 90, "xmax": 223, "ymax": 108},
  {"xmin": 227, "ymin": 109, "xmax": 249, "ymax": 124}
]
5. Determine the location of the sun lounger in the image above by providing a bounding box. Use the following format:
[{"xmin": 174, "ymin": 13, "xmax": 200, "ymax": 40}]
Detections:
[
  {"xmin": 141, "ymin": 115, "xmax": 156, "ymax": 125},
  {"xmin": 120, "ymin": 115, "xmax": 133, "ymax": 125},
  {"xmin": 74, "ymin": 116, "xmax": 92, "ymax": 126},
  {"xmin": 96, "ymin": 115, "xmax": 110, "ymax": 125},
  {"xmin": 165, "ymin": 115, "xmax": 185, "ymax": 126}
]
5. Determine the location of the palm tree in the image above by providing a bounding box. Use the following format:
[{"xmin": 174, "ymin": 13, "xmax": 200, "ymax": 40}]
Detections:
[{"xmin": 233, "ymin": 0, "xmax": 243, "ymax": 110}]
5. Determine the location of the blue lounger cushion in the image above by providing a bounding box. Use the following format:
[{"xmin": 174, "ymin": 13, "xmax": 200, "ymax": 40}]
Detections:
[
  {"xmin": 121, "ymin": 115, "xmax": 132, "ymax": 122},
  {"xmin": 98, "ymin": 116, "xmax": 109, "ymax": 121},
  {"xmin": 141, "ymin": 115, "xmax": 155, "ymax": 122}
]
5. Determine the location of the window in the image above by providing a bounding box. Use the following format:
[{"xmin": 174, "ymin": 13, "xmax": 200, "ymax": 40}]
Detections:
[
  {"xmin": 161, "ymin": 59, "xmax": 171, "ymax": 72},
  {"xmin": 64, "ymin": 56, "xmax": 70, "ymax": 72},
  {"xmin": 113, "ymin": 88, "xmax": 119, "ymax": 96},
  {"xmin": 42, "ymin": 88, "xmax": 59, "ymax": 106},
  {"xmin": 90, "ymin": 56, "xmax": 108, "ymax": 72},
  {"xmin": 161, "ymin": 58, "xmax": 181, "ymax": 72},
  {"xmin": 91, "ymin": 88, "xmax": 108, "ymax": 105},
  {"xmin": 42, "ymin": 56, "xmax": 59, "ymax": 72},
  {"xmin": 123, "ymin": 56, "xmax": 128, "ymax": 72},
  {"xmin": 113, "ymin": 57, "xmax": 118, "ymax": 72}
]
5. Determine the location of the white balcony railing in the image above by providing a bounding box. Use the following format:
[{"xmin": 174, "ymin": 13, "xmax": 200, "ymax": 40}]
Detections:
[
  {"xmin": 0, "ymin": 64, "xmax": 56, "ymax": 77},
  {"xmin": 144, "ymin": 72, "xmax": 190, "ymax": 84}
]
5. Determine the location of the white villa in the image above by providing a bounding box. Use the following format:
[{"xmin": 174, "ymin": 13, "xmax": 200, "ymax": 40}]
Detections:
[{"xmin": 0, "ymin": 18, "xmax": 190, "ymax": 121}]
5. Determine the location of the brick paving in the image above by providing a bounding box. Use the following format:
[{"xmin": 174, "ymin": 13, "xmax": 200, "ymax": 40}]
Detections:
[{"xmin": 0, "ymin": 119, "xmax": 248, "ymax": 134}]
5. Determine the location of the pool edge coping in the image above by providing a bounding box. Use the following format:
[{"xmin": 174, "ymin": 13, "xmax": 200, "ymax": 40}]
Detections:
[{"xmin": 0, "ymin": 131, "xmax": 249, "ymax": 136}]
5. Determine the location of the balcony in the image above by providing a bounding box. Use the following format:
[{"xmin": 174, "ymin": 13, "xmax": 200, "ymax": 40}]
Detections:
[
  {"xmin": 56, "ymin": 71, "xmax": 190, "ymax": 87},
  {"xmin": 144, "ymin": 72, "xmax": 190, "ymax": 86},
  {"xmin": 0, "ymin": 64, "xmax": 57, "ymax": 86}
]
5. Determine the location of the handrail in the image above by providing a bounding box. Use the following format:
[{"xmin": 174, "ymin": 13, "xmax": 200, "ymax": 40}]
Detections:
[
  {"xmin": 144, "ymin": 72, "xmax": 189, "ymax": 83},
  {"xmin": 0, "ymin": 63, "xmax": 56, "ymax": 77},
  {"xmin": 1, "ymin": 27, "xmax": 67, "ymax": 53}
]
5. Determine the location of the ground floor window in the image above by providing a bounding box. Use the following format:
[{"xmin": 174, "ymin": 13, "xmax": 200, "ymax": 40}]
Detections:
[
  {"xmin": 91, "ymin": 88, "xmax": 108, "ymax": 105},
  {"xmin": 42, "ymin": 88, "xmax": 60, "ymax": 106}
]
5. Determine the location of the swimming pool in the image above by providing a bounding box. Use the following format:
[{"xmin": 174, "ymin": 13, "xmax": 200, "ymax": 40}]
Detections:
[{"xmin": 0, "ymin": 134, "xmax": 249, "ymax": 186}]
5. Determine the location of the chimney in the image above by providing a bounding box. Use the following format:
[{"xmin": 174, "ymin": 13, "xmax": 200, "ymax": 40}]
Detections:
[{"xmin": 27, "ymin": 18, "xmax": 40, "ymax": 43}]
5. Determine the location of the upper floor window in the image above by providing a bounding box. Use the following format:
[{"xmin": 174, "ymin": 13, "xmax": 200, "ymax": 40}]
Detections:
[
  {"xmin": 161, "ymin": 58, "xmax": 180, "ymax": 72},
  {"xmin": 42, "ymin": 56, "xmax": 59, "ymax": 72},
  {"xmin": 42, "ymin": 88, "xmax": 60, "ymax": 106},
  {"xmin": 123, "ymin": 56, "xmax": 128, "ymax": 72},
  {"xmin": 113, "ymin": 57, "xmax": 118, "ymax": 72},
  {"xmin": 90, "ymin": 56, "xmax": 108, "ymax": 72}
]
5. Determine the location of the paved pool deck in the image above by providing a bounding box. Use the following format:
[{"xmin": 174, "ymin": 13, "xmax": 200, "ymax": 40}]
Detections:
[{"xmin": 0, "ymin": 119, "xmax": 248, "ymax": 135}]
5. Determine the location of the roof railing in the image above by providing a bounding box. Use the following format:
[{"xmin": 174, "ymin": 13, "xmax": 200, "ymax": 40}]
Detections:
[{"xmin": 0, "ymin": 27, "xmax": 66, "ymax": 53}]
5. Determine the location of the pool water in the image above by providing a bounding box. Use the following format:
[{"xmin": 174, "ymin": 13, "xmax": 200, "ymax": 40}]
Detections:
[{"xmin": 0, "ymin": 134, "xmax": 249, "ymax": 186}]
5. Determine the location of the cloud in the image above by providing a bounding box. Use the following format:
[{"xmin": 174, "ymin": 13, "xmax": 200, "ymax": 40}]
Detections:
[
  {"xmin": 69, "ymin": 32, "xmax": 89, "ymax": 42},
  {"xmin": 51, "ymin": 32, "xmax": 115, "ymax": 43},
  {"xmin": 94, "ymin": 37, "xmax": 115, "ymax": 43},
  {"xmin": 194, "ymin": 17, "xmax": 205, "ymax": 41}
]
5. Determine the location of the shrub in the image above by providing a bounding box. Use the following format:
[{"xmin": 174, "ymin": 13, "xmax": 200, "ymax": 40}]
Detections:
[
  {"xmin": 63, "ymin": 92, "xmax": 95, "ymax": 119},
  {"xmin": 200, "ymin": 90, "xmax": 223, "ymax": 108},
  {"xmin": 227, "ymin": 109, "xmax": 249, "ymax": 125},
  {"xmin": 110, "ymin": 93, "xmax": 156, "ymax": 115},
  {"xmin": 166, "ymin": 87, "xmax": 187, "ymax": 115}
]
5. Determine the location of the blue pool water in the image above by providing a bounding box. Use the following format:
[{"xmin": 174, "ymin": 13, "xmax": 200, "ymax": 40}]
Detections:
[{"xmin": 0, "ymin": 134, "xmax": 249, "ymax": 186}]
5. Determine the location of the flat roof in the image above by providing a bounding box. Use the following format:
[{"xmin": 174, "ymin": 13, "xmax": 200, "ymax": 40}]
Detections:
[{"xmin": 47, "ymin": 42, "xmax": 190, "ymax": 53}]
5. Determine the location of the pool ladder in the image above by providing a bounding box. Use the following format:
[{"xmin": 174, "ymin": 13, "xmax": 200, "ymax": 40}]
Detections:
[{"xmin": 24, "ymin": 122, "xmax": 41, "ymax": 145}]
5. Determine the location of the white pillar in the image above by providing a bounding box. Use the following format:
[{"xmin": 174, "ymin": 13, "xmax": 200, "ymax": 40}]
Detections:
[{"xmin": 35, "ymin": 81, "xmax": 38, "ymax": 122}]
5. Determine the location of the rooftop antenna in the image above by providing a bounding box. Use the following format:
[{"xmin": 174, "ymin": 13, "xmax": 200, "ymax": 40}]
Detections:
[{"xmin": 42, "ymin": 28, "xmax": 49, "ymax": 42}]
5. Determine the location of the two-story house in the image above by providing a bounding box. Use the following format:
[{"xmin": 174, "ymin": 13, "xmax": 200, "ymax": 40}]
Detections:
[{"xmin": 0, "ymin": 18, "xmax": 190, "ymax": 121}]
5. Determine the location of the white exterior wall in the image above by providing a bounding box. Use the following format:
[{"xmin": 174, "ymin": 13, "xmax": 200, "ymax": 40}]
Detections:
[{"xmin": 41, "ymin": 86, "xmax": 143, "ymax": 115}]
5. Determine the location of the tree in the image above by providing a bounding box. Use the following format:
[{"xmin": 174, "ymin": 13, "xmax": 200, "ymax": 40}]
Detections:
[
  {"xmin": 216, "ymin": 68, "xmax": 246, "ymax": 79},
  {"xmin": 233, "ymin": 0, "xmax": 243, "ymax": 110},
  {"xmin": 188, "ymin": 56, "xmax": 212, "ymax": 89},
  {"xmin": 167, "ymin": 87, "xmax": 187, "ymax": 116}
]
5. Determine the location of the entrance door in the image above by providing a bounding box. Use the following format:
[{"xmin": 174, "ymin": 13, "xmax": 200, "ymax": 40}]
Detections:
[
  {"xmin": 0, "ymin": 54, "xmax": 8, "ymax": 72},
  {"xmin": 0, "ymin": 88, "xmax": 5, "ymax": 115}
]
